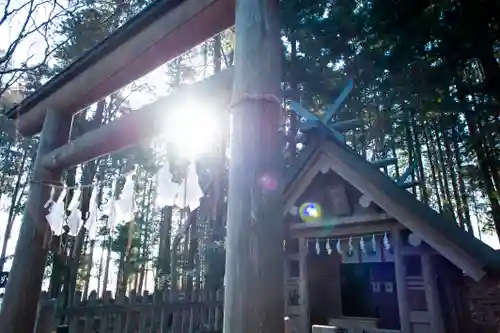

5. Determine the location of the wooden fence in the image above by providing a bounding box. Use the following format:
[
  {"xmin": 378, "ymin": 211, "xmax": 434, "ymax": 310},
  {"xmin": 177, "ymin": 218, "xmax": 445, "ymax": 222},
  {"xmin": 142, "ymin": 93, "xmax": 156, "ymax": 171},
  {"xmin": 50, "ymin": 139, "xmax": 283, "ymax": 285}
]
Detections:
[{"xmin": 36, "ymin": 289, "xmax": 224, "ymax": 333}]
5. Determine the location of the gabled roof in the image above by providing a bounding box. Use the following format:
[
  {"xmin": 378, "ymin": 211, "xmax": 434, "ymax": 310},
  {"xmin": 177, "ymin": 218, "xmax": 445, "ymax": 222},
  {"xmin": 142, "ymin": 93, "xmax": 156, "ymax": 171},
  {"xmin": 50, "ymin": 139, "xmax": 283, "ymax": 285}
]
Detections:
[{"xmin": 285, "ymin": 136, "xmax": 500, "ymax": 282}]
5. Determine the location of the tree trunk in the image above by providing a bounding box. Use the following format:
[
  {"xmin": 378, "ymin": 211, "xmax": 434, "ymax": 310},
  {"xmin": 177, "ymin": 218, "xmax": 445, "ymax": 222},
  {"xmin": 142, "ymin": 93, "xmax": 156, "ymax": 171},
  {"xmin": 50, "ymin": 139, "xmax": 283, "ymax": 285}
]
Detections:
[
  {"xmin": 423, "ymin": 125, "xmax": 443, "ymax": 213},
  {"xmin": 0, "ymin": 148, "xmax": 28, "ymax": 271},
  {"xmin": 116, "ymin": 248, "xmax": 126, "ymax": 295},
  {"xmin": 404, "ymin": 111, "xmax": 416, "ymax": 195},
  {"xmin": 411, "ymin": 118, "xmax": 428, "ymax": 204},
  {"xmin": 482, "ymin": 119, "xmax": 500, "ymax": 194},
  {"xmin": 101, "ymin": 237, "xmax": 112, "ymax": 298},
  {"xmin": 138, "ymin": 179, "xmax": 153, "ymax": 294},
  {"xmin": 434, "ymin": 124, "xmax": 454, "ymax": 219},
  {"xmin": 288, "ymin": 36, "xmax": 299, "ymax": 164},
  {"xmin": 67, "ymin": 230, "xmax": 86, "ymax": 306},
  {"xmin": 223, "ymin": 0, "xmax": 285, "ymax": 332},
  {"xmin": 157, "ymin": 206, "xmax": 172, "ymax": 293},
  {"xmin": 457, "ymin": 84, "xmax": 500, "ymax": 241},
  {"xmin": 214, "ymin": 35, "xmax": 222, "ymax": 73},
  {"xmin": 82, "ymin": 239, "xmax": 95, "ymax": 300},
  {"xmin": 96, "ymin": 240, "xmax": 105, "ymax": 296},
  {"xmin": 0, "ymin": 140, "xmax": 13, "ymax": 202},
  {"xmin": 442, "ymin": 126, "xmax": 465, "ymax": 228},
  {"xmin": 452, "ymin": 127, "xmax": 472, "ymax": 232}
]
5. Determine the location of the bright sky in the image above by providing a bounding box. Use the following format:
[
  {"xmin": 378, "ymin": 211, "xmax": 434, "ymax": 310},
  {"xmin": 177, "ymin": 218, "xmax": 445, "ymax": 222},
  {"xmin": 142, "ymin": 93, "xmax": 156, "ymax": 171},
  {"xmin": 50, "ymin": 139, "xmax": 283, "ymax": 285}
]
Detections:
[{"xmin": 0, "ymin": 0, "xmax": 62, "ymax": 72}]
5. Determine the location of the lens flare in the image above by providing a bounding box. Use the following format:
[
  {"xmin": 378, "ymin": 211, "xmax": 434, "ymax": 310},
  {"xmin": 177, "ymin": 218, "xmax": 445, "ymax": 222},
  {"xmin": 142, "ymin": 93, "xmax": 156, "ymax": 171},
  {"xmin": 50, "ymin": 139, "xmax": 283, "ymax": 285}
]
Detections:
[{"xmin": 299, "ymin": 202, "xmax": 322, "ymax": 222}]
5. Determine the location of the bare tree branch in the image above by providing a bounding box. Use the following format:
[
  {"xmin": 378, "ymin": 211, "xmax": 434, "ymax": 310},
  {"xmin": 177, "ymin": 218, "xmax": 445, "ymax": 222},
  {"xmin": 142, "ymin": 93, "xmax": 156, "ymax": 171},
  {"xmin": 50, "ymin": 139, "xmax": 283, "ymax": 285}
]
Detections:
[{"xmin": 0, "ymin": 0, "xmax": 86, "ymax": 97}]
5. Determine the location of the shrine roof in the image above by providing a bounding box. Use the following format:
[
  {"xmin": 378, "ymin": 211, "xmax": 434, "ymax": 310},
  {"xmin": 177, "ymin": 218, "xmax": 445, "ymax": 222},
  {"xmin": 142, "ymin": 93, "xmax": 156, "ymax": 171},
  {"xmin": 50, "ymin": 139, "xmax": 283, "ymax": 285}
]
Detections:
[
  {"xmin": 5, "ymin": 0, "xmax": 234, "ymax": 136},
  {"xmin": 286, "ymin": 134, "xmax": 500, "ymax": 282}
]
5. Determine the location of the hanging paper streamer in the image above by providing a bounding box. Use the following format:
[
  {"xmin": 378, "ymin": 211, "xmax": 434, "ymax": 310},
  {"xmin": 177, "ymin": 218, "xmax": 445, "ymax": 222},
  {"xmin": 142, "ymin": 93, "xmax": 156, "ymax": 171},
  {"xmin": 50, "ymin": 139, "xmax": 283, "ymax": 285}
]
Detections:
[
  {"xmin": 67, "ymin": 187, "xmax": 82, "ymax": 236},
  {"xmin": 44, "ymin": 187, "xmax": 56, "ymax": 209},
  {"xmin": 383, "ymin": 232, "xmax": 391, "ymax": 251},
  {"xmin": 326, "ymin": 239, "xmax": 332, "ymax": 255},
  {"xmin": 306, "ymin": 232, "xmax": 392, "ymax": 258},
  {"xmin": 176, "ymin": 163, "xmax": 203, "ymax": 210},
  {"xmin": 336, "ymin": 239, "xmax": 342, "ymax": 255},
  {"xmin": 86, "ymin": 188, "xmax": 99, "ymax": 240},
  {"xmin": 46, "ymin": 188, "xmax": 67, "ymax": 236},
  {"xmin": 103, "ymin": 181, "xmax": 118, "ymax": 233},
  {"xmin": 371, "ymin": 234, "xmax": 377, "ymax": 254},
  {"xmin": 116, "ymin": 174, "xmax": 136, "ymax": 223},
  {"xmin": 156, "ymin": 162, "xmax": 179, "ymax": 207},
  {"xmin": 359, "ymin": 236, "xmax": 366, "ymax": 256},
  {"xmin": 347, "ymin": 237, "xmax": 354, "ymax": 257}
]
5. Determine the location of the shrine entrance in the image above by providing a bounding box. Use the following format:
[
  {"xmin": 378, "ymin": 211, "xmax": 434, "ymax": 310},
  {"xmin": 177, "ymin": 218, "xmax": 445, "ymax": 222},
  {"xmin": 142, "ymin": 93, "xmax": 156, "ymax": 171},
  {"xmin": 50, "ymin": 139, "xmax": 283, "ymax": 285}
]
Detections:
[
  {"xmin": 307, "ymin": 238, "xmax": 401, "ymax": 331},
  {"xmin": 308, "ymin": 247, "xmax": 342, "ymax": 327},
  {"xmin": 340, "ymin": 262, "xmax": 400, "ymax": 330}
]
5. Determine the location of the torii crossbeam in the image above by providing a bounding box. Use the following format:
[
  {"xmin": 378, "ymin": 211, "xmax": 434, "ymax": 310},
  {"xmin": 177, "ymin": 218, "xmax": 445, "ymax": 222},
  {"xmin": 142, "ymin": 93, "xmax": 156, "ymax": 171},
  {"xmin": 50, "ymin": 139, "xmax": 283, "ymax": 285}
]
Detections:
[{"xmin": 5, "ymin": 0, "xmax": 235, "ymax": 137}]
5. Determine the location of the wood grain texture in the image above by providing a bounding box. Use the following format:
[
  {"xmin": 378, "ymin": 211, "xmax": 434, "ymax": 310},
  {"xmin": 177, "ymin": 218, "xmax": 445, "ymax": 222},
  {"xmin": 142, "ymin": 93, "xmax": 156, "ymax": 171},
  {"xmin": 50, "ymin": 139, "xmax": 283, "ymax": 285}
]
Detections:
[
  {"xmin": 393, "ymin": 229, "xmax": 411, "ymax": 333},
  {"xmin": 422, "ymin": 254, "xmax": 445, "ymax": 333},
  {"xmin": 223, "ymin": 0, "xmax": 284, "ymax": 332},
  {"xmin": 0, "ymin": 109, "xmax": 73, "ymax": 333},
  {"xmin": 40, "ymin": 68, "xmax": 233, "ymax": 170}
]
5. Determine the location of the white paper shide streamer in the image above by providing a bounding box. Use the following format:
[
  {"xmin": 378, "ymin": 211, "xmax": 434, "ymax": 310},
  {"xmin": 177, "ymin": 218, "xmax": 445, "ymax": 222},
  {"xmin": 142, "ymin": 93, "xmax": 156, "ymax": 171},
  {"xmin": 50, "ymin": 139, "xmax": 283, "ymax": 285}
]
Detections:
[
  {"xmin": 157, "ymin": 162, "xmax": 204, "ymax": 211},
  {"xmin": 156, "ymin": 162, "xmax": 179, "ymax": 207},
  {"xmin": 310, "ymin": 234, "xmax": 392, "ymax": 256},
  {"xmin": 336, "ymin": 239, "xmax": 342, "ymax": 255},
  {"xmin": 43, "ymin": 159, "xmax": 205, "ymax": 239},
  {"xmin": 116, "ymin": 175, "xmax": 136, "ymax": 223},
  {"xmin": 371, "ymin": 234, "xmax": 377, "ymax": 254},
  {"xmin": 359, "ymin": 236, "xmax": 366, "ymax": 256},
  {"xmin": 86, "ymin": 188, "xmax": 100, "ymax": 240},
  {"xmin": 325, "ymin": 239, "xmax": 332, "ymax": 255},
  {"xmin": 383, "ymin": 232, "xmax": 391, "ymax": 251},
  {"xmin": 103, "ymin": 181, "xmax": 118, "ymax": 233},
  {"xmin": 67, "ymin": 187, "xmax": 83, "ymax": 236},
  {"xmin": 45, "ymin": 188, "xmax": 67, "ymax": 236},
  {"xmin": 347, "ymin": 237, "xmax": 354, "ymax": 257},
  {"xmin": 176, "ymin": 163, "xmax": 203, "ymax": 210}
]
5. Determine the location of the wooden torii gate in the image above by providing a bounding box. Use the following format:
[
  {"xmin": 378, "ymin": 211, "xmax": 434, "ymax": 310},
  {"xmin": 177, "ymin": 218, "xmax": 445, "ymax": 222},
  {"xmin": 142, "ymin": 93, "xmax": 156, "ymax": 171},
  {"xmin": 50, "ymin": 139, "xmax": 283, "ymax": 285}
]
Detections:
[{"xmin": 0, "ymin": 0, "xmax": 284, "ymax": 332}]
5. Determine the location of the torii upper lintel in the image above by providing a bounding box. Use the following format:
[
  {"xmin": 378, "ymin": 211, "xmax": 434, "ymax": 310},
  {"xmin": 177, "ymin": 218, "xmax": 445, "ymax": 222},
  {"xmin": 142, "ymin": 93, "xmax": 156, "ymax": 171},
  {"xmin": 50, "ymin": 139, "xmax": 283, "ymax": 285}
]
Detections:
[{"xmin": 6, "ymin": 0, "xmax": 235, "ymax": 137}]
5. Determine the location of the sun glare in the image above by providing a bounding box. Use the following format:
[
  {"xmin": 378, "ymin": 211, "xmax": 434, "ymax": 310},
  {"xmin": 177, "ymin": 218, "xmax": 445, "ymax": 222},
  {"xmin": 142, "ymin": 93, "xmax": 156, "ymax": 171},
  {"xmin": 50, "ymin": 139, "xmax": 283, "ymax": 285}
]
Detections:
[{"xmin": 163, "ymin": 100, "xmax": 222, "ymax": 159}]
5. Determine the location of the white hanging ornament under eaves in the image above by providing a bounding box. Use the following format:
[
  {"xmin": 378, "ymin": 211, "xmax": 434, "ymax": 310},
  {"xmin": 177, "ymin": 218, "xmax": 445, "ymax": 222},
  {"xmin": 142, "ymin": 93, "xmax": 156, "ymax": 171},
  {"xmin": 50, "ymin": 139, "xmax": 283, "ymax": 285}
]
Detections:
[
  {"xmin": 156, "ymin": 162, "xmax": 179, "ymax": 207},
  {"xmin": 103, "ymin": 180, "xmax": 118, "ymax": 233},
  {"xmin": 347, "ymin": 237, "xmax": 354, "ymax": 257},
  {"xmin": 116, "ymin": 174, "xmax": 136, "ymax": 223},
  {"xmin": 336, "ymin": 239, "xmax": 342, "ymax": 255},
  {"xmin": 359, "ymin": 236, "xmax": 366, "ymax": 256},
  {"xmin": 86, "ymin": 188, "xmax": 99, "ymax": 240},
  {"xmin": 371, "ymin": 234, "xmax": 377, "ymax": 254},
  {"xmin": 67, "ymin": 187, "xmax": 83, "ymax": 236},
  {"xmin": 315, "ymin": 238, "xmax": 320, "ymax": 255},
  {"xmin": 46, "ymin": 188, "xmax": 67, "ymax": 236},
  {"xmin": 175, "ymin": 163, "xmax": 203, "ymax": 210},
  {"xmin": 326, "ymin": 239, "xmax": 332, "ymax": 255},
  {"xmin": 383, "ymin": 232, "xmax": 391, "ymax": 251}
]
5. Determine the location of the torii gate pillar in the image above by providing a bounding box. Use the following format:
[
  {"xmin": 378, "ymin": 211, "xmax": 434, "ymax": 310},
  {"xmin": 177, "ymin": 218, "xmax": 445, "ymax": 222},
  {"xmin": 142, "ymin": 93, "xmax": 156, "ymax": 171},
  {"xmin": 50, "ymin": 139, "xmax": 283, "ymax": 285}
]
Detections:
[
  {"xmin": 0, "ymin": 109, "xmax": 73, "ymax": 333},
  {"xmin": 223, "ymin": 0, "xmax": 285, "ymax": 332}
]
